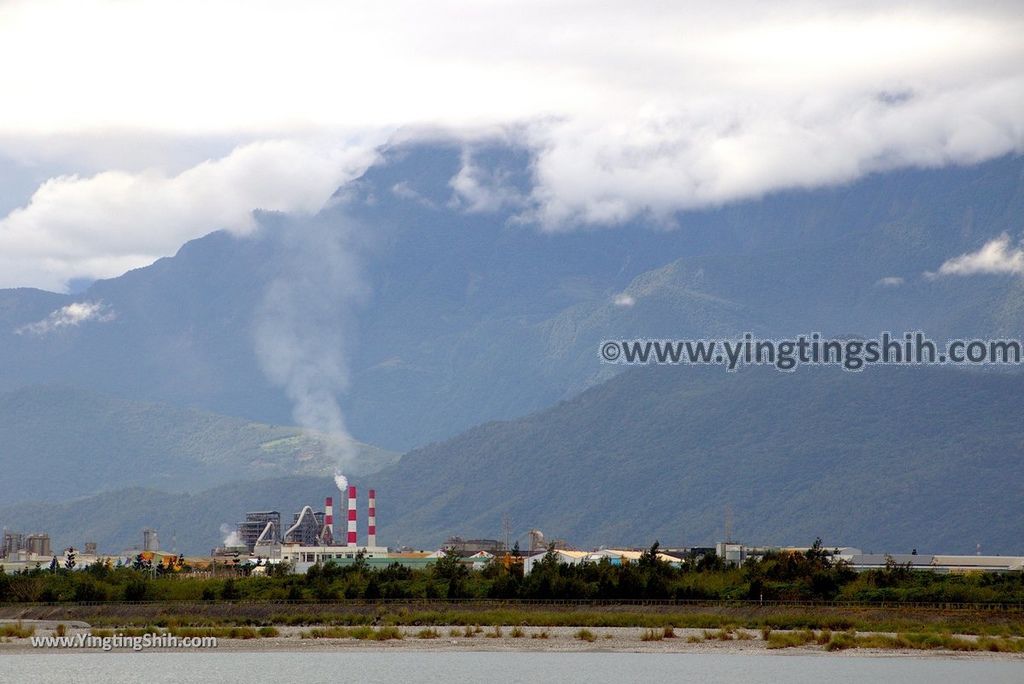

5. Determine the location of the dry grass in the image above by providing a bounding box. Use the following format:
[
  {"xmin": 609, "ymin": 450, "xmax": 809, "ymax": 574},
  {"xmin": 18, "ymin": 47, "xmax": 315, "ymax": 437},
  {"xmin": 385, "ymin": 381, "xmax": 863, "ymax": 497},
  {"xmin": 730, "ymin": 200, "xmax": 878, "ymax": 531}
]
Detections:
[
  {"xmin": 300, "ymin": 625, "xmax": 403, "ymax": 641},
  {"xmin": 575, "ymin": 628, "xmax": 597, "ymax": 642},
  {"xmin": 825, "ymin": 631, "xmax": 1024, "ymax": 653},
  {"xmin": 0, "ymin": 623, "xmax": 34, "ymax": 638},
  {"xmin": 766, "ymin": 629, "xmax": 817, "ymax": 649}
]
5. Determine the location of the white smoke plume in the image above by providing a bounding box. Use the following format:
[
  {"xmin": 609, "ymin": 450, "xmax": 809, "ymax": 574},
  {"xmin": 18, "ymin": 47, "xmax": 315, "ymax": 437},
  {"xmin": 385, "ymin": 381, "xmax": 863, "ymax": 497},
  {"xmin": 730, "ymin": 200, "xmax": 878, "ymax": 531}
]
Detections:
[
  {"xmin": 334, "ymin": 472, "xmax": 349, "ymax": 493},
  {"xmin": 253, "ymin": 213, "xmax": 368, "ymax": 471},
  {"xmin": 15, "ymin": 300, "xmax": 115, "ymax": 335},
  {"xmin": 220, "ymin": 523, "xmax": 242, "ymax": 547}
]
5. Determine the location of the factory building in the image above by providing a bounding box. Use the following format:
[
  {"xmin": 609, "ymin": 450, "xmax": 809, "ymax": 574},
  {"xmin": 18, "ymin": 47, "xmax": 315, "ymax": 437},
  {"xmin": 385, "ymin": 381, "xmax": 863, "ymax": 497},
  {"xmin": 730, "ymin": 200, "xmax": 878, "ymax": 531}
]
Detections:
[
  {"xmin": 2, "ymin": 531, "xmax": 24, "ymax": 557},
  {"xmin": 523, "ymin": 548, "xmax": 684, "ymax": 574},
  {"xmin": 247, "ymin": 485, "xmax": 397, "ymax": 572},
  {"xmin": 237, "ymin": 511, "xmax": 281, "ymax": 552},
  {"xmin": 443, "ymin": 537, "xmax": 506, "ymax": 555},
  {"xmin": 26, "ymin": 534, "xmax": 52, "ymax": 557},
  {"xmin": 704, "ymin": 542, "xmax": 1024, "ymax": 574},
  {"xmin": 283, "ymin": 507, "xmax": 325, "ymax": 546},
  {"xmin": 2, "ymin": 531, "xmax": 52, "ymax": 560},
  {"xmin": 839, "ymin": 552, "xmax": 1024, "ymax": 573},
  {"xmin": 142, "ymin": 528, "xmax": 160, "ymax": 552},
  {"xmin": 523, "ymin": 549, "xmax": 591, "ymax": 574}
]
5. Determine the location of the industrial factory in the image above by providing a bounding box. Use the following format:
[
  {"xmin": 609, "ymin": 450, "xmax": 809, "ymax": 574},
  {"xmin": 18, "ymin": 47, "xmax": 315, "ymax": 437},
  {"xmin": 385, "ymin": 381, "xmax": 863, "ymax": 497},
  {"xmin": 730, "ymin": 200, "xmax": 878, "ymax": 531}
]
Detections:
[
  {"xmin": 216, "ymin": 483, "xmax": 430, "ymax": 573},
  {"xmin": 5, "ymin": 481, "xmax": 1024, "ymax": 577},
  {"xmin": 0, "ymin": 527, "xmax": 191, "ymax": 574}
]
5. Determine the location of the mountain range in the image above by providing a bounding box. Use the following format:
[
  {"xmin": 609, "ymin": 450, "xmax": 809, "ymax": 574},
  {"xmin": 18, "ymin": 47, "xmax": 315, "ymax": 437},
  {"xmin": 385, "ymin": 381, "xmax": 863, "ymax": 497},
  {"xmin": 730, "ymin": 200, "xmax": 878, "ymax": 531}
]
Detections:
[
  {"xmin": 1, "ymin": 364, "xmax": 1019, "ymax": 555},
  {"xmin": 0, "ymin": 385, "xmax": 396, "ymax": 501},
  {"xmin": 0, "ymin": 141, "xmax": 1022, "ymax": 553}
]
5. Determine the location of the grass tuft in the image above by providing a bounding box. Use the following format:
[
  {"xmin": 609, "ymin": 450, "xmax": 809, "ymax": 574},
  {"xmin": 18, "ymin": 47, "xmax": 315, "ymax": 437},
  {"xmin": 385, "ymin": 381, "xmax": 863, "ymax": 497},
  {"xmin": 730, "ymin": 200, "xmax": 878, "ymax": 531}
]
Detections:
[{"xmin": 0, "ymin": 623, "xmax": 35, "ymax": 638}]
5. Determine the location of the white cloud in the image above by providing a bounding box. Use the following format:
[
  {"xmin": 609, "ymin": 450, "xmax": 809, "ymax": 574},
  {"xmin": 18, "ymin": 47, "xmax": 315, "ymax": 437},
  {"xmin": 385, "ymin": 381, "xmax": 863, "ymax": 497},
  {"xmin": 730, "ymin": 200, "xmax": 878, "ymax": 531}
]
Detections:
[
  {"xmin": 0, "ymin": 1, "xmax": 1022, "ymax": 286},
  {"xmin": 613, "ymin": 293, "xmax": 636, "ymax": 307},
  {"xmin": 15, "ymin": 301, "xmax": 115, "ymax": 335},
  {"xmin": 391, "ymin": 181, "xmax": 437, "ymax": 208},
  {"xmin": 875, "ymin": 276, "xmax": 905, "ymax": 287},
  {"xmin": 0, "ymin": 140, "xmax": 378, "ymax": 290},
  {"xmin": 448, "ymin": 150, "xmax": 525, "ymax": 213},
  {"xmin": 933, "ymin": 233, "xmax": 1024, "ymax": 277}
]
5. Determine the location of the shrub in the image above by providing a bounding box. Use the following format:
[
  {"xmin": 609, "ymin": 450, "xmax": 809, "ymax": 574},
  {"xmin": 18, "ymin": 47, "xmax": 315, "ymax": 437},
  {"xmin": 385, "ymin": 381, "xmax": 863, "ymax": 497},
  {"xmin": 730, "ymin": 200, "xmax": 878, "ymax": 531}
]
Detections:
[
  {"xmin": 766, "ymin": 629, "xmax": 817, "ymax": 649},
  {"xmin": 0, "ymin": 623, "xmax": 34, "ymax": 638},
  {"xmin": 373, "ymin": 626, "xmax": 404, "ymax": 641}
]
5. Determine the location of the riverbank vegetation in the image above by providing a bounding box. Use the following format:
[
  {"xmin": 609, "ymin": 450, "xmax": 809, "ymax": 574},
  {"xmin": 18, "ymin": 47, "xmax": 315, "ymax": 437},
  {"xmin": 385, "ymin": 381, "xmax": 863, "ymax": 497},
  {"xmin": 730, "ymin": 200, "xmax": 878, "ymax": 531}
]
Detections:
[
  {"xmin": 3, "ymin": 542, "xmax": 1021, "ymax": 606},
  {"xmin": 1, "ymin": 542, "xmax": 1021, "ymax": 638}
]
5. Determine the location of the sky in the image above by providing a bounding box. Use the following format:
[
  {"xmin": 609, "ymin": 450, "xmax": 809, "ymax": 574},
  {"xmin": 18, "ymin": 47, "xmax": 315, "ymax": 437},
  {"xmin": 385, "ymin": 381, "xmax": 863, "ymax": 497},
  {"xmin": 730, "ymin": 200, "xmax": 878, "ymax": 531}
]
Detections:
[{"xmin": 0, "ymin": 0, "xmax": 1022, "ymax": 291}]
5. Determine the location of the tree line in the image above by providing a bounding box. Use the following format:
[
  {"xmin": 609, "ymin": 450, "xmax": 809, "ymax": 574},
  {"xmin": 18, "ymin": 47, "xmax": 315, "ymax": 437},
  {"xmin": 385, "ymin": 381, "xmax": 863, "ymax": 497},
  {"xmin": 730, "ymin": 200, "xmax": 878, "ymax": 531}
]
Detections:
[{"xmin": 1, "ymin": 540, "xmax": 1021, "ymax": 604}]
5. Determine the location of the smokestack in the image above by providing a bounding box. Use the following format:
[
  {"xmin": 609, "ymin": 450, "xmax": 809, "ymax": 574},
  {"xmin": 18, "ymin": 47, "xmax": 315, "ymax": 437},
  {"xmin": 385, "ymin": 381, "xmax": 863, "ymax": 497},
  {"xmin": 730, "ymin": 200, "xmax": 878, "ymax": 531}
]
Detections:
[
  {"xmin": 367, "ymin": 489, "xmax": 376, "ymax": 548},
  {"xmin": 347, "ymin": 485, "xmax": 357, "ymax": 547},
  {"xmin": 324, "ymin": 497, "xmax": 334, "ymax": 544}
]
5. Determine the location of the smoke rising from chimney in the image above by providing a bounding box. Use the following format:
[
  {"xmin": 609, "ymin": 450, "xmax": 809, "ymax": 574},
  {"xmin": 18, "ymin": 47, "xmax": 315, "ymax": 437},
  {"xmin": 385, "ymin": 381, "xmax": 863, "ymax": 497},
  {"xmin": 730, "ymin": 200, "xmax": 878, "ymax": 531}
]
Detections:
[{"xmin": 253, "ymin": 212, "xmax": 368, "ymax": 470}]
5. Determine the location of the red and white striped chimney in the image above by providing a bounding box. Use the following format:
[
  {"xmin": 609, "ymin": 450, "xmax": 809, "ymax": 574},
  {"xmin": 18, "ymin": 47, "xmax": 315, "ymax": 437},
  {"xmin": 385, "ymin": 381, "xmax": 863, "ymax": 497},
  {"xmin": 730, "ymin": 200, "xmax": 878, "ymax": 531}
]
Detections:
[
  {"xmin": 367, "ymin": 489, "xmax": 376, "ymax": 548},
  {"xmin": 347, "ymin": 485, "xmax": 358, "ymax": 547},
  {"xmin": 324, "ymin": 496, "xmax": 334, "ymax": 543}
]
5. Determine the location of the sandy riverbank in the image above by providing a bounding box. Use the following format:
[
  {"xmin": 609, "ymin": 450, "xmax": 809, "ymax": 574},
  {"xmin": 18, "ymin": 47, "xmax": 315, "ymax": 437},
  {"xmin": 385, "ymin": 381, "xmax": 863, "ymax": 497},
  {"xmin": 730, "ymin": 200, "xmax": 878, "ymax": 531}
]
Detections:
[{"xmin": 2, "ymin": 625, "xmax": 1023, "ymax": 659}]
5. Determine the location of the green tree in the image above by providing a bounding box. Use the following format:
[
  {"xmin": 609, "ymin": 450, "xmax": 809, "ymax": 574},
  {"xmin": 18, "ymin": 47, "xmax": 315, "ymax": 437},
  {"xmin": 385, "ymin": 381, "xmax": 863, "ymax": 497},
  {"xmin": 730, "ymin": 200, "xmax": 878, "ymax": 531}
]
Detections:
[
  {"xmin": 432, "ymin": 547, "xmax": 468, "ymax": 582},
  {"xmin": 219, "ymin": 578, "xmax": 241, "ymax": 600}
]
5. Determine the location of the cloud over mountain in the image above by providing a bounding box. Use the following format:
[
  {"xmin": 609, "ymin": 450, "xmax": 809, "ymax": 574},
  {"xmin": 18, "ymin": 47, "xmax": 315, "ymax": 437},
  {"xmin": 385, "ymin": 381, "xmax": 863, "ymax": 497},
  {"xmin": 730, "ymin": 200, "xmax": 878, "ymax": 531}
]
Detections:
[
  {"xmin": 0, "ymin": 1, "xmax": 1021, "ymax": 289},
  {"xmin": 0, "ymin": 140, "xmax": 376, "ymax": 290},
  {"xmin": 15, "ymin": 301, "xmax": 115, "ymax": 336},
  {"xmin": 935, "ymin": 233, "xmax": 1024, "ymax": 277}
]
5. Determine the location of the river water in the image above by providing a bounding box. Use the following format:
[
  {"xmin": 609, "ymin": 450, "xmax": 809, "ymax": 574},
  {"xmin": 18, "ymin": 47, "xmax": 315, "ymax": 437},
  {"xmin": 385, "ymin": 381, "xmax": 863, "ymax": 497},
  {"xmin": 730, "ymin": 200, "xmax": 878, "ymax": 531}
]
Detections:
[{"xmin": 3, "ymin": 650, "xmax": 1022, "ymax": 683}]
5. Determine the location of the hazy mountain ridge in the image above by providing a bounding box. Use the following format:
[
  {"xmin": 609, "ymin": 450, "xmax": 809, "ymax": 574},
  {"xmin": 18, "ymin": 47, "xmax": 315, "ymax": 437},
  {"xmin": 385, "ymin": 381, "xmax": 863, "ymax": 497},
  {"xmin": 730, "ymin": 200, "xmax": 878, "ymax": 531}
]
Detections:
[
  {"xmin": 1, "ymin": 146, "xmax": 1023, "ymax": 550},
  {"xmin": 0, "ymin": 386, "xmax": 397, "ymax": 502},
  {"xmin": 369, "ymin": 365, "xmax": 1024, "ymax": 554},
  {"xmin": 0, "ymin": 476, "xmax": 334, "ymax": 556},
  {"xmin": 5, "ymin": 365, "xmax": 1021, "ymax": 556}
]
